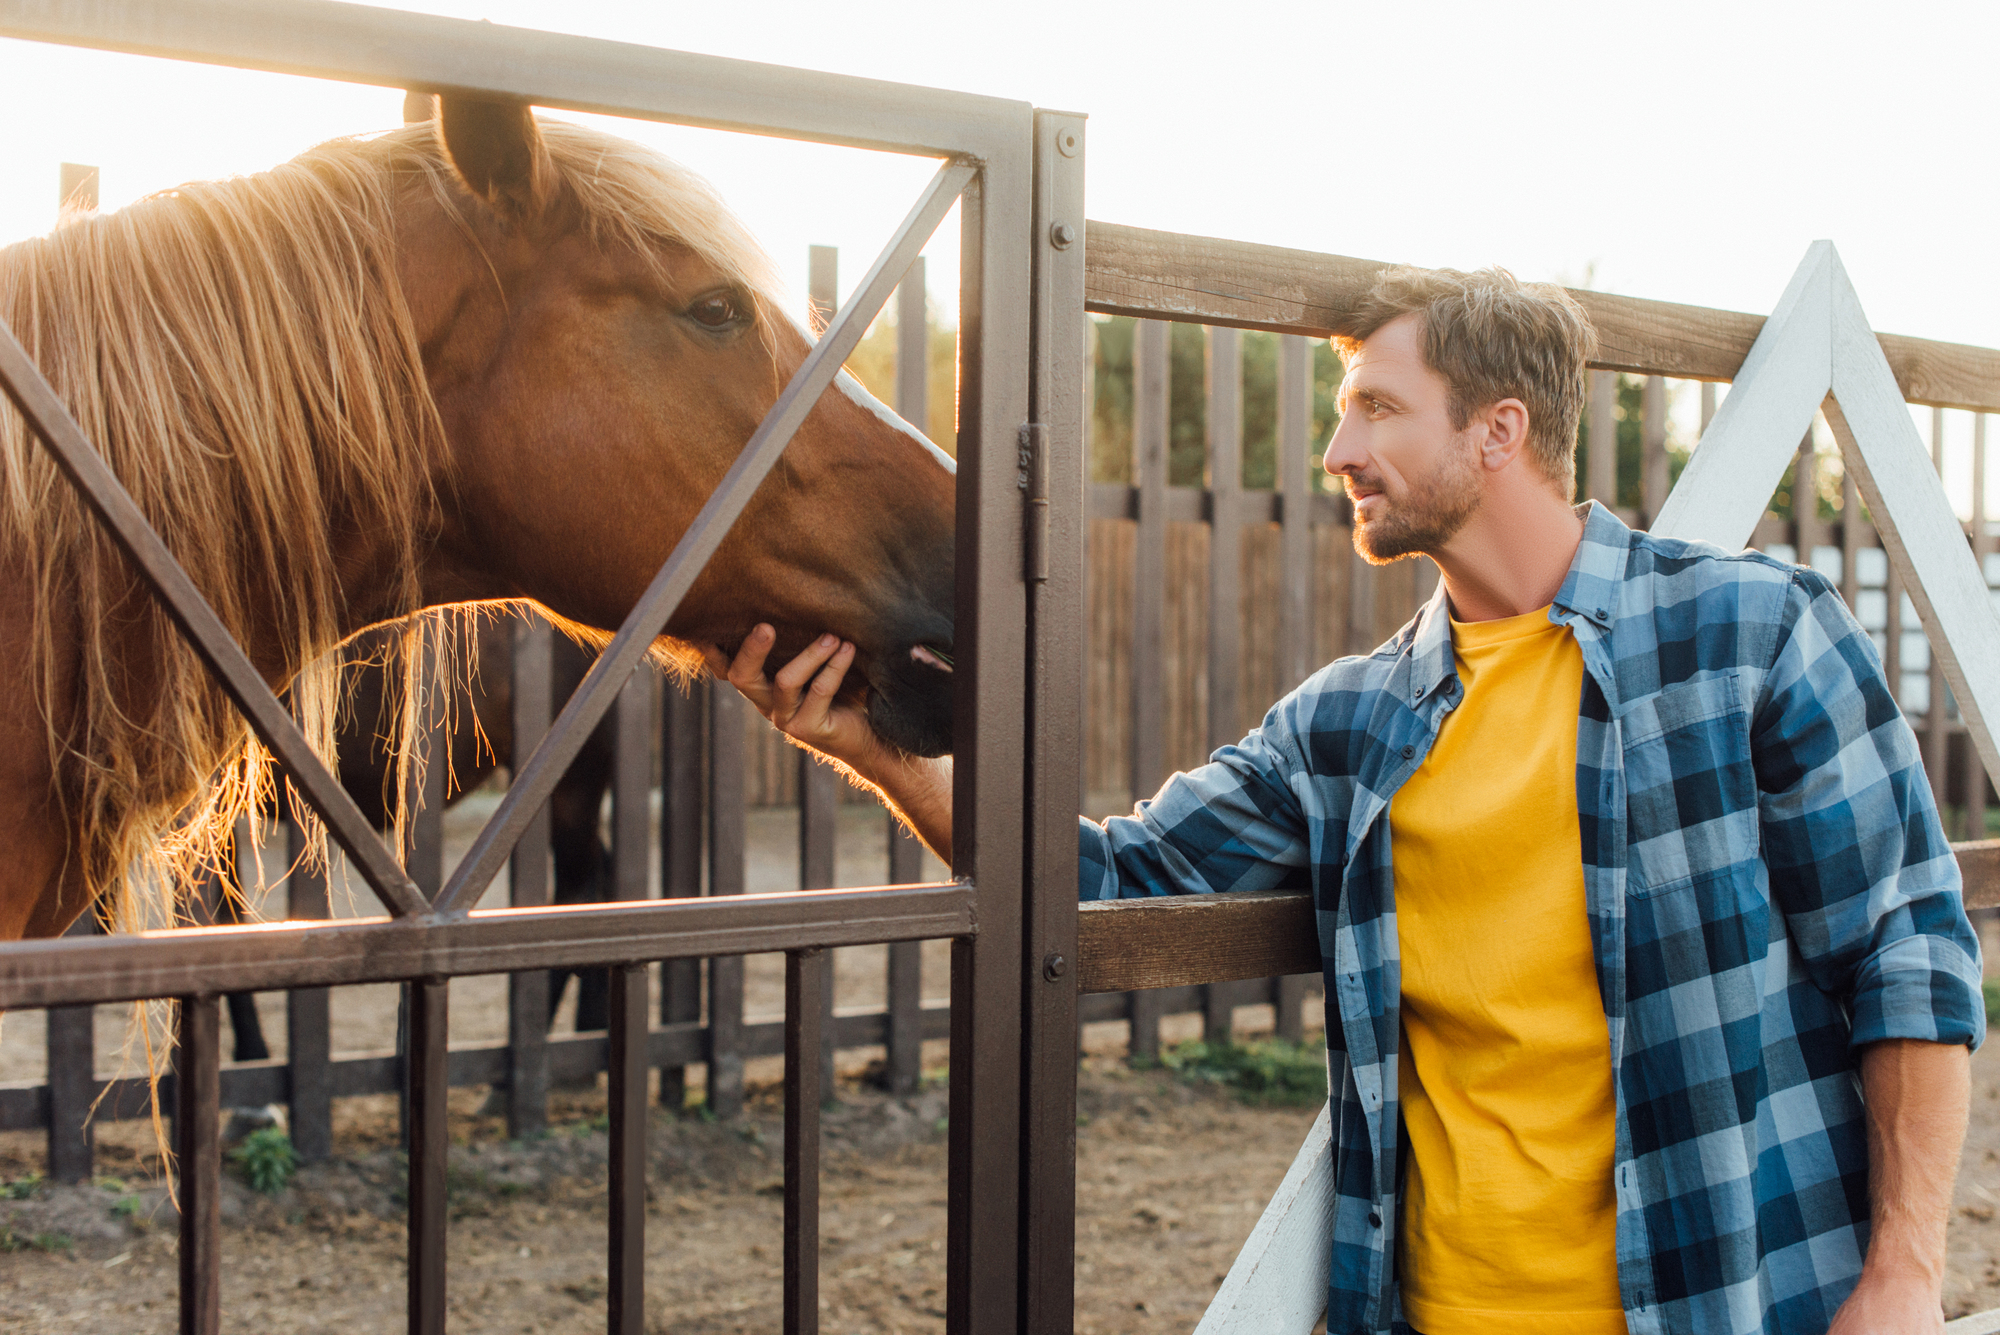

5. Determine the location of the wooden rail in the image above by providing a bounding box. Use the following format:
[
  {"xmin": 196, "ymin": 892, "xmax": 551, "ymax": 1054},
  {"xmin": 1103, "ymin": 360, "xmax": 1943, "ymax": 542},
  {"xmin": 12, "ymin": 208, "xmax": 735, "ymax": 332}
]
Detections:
[
  {"xmin": 1078, "ymin": 841, "xmax": 2000, "ymax": 994},
  {"xmin": 1082, "ymin": 221, "xmax": 2000, "ymax": 413}
]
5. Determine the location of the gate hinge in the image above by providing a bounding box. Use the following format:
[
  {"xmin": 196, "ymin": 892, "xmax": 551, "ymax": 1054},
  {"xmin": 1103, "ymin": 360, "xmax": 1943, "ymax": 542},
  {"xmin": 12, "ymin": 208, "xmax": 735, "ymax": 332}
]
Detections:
[{"xmin": 1018, "ymin": 423, "xmax": 1050, "ymax": 583}]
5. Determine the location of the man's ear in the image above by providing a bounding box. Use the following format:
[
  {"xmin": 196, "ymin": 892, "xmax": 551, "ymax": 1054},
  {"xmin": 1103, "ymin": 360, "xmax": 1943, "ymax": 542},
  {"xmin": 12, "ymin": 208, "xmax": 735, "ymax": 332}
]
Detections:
[
  {"xmin": 433, "ymin": 93, "xmax": 549, "ymax": 219},
  {"xmin": 1478, "ymin": 398, "xmax": 1531, "ymax": 472}
]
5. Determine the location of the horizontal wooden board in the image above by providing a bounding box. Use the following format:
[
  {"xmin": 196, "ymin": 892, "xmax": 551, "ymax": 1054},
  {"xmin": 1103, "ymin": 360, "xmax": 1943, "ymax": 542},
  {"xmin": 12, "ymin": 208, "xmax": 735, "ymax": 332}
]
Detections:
[
  {"xmin": 1081, "ymin": 843, "xmax": 2000, "ymax": 993},
  {"xmin": 1083, "ymin": 222, "xmax": 2000, "ymax": 412}
]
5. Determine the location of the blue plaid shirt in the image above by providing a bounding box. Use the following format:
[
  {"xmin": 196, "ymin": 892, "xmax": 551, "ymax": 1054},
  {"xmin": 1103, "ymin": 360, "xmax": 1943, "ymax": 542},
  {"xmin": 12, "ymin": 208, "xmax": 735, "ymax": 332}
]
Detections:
[{"xmin": 1080, "ymin": 503, "xmax": 1985, "ymax": 1335}]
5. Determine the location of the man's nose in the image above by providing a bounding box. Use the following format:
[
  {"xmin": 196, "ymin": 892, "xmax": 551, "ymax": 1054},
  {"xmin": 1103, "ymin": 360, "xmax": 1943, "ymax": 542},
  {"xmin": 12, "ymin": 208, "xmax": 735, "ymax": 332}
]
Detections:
[{"xmin": 1323, "ymin": 415, "xmax": 1364, "ymax": 478}]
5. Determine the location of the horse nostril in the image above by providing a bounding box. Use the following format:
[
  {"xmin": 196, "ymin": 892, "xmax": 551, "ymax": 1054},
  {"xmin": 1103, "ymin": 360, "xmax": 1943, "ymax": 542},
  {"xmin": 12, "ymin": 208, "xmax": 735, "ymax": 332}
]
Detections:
[{"xmin": 910, "ymin": 645, "xmax": 953, "ymax": 674}]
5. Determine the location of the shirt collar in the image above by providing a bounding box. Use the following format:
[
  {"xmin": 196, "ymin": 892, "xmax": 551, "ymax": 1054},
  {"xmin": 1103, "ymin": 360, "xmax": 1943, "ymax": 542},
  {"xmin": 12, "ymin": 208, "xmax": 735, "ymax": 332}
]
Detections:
[
  {"xmin": 1551, "ymin": 501, "xmax": 1633, "ymax": 631},
  {"xmin": 1403, "ymin": 501, "xmax": 1631, "ymax": 706}
]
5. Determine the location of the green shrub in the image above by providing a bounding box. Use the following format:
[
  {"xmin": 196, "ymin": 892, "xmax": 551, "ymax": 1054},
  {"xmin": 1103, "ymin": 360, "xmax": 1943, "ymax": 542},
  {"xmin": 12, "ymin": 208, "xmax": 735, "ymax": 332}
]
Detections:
[
  {"xmin": 230, "ymin": 1127, "xmax": 299, "ymax": 1196},
  {"xmin": 1154, "ymin": 1038, "xmax": 1327, "ymax": 1107},
  {"xmin": 1985, "ymin": 980, "xmax": 1999, "ymax": 1028},
  {"xmin": 1, "ymin": 1173, "xmax": 41, "ymax": 1201}
]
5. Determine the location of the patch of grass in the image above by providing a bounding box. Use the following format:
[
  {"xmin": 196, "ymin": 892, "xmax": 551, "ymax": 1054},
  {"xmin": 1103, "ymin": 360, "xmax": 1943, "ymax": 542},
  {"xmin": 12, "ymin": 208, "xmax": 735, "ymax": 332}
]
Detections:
[
  {"xmin": 1985, "ymin": 980, "xmax": 1999, "ymax": 1027},
  {"xmin": 0, "ymin": 1227, "xmax": 72, "ymax": 1255},
  {"xmin": 112, "ymin": 1194, "xmax": 144, "ymax": 1222},
  {"xmin": 229, "ymin": 1127, "xmax": 299, "ymax": 1196},
  {"xmin": 1151, "ymin": 1038, "xmax": 1328, "ymax": 1108},
  {"xmin": 1, "ymin": 1173, "xmax": 42, "ymax": 1201}
]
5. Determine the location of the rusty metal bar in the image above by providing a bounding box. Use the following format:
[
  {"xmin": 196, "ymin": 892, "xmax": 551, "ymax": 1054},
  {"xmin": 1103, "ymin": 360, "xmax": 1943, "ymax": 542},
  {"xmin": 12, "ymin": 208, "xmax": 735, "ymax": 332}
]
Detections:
[
  {"xmin": 0, "ymin": 318, "xmax": 428, "ymax": 918},
  {"xmin": 507, "ymin": 615, "xmax": 553, "ymax": 1140},
  {"xmin": 608, "ymin": 962, "xmax": 648, "ymax": 1335},
  {"xmin": 706, "ymin": 687, "xmax": 747, "ymax": 1120},
  {"xmin": 406, "ymin": 977, "xmax": 449, "ymax": 1335},
  {"xmin": 944, "ymin": 129, "xmax": 1034, "ymax": 1335},
  {"xmin": 1020, "ymin": 107, "xmax": 1087, "ymax": 1335},
  {"xmin": 0, "ymin": 0, "xmax": 1029, "ymax": 161},
  {"xmin": 176, "ymin": 995, "xmax": 221, "ymax": 1335},
  {"xmin": 657, "ymin": 677, "xmax": 705, "ymax": 1109},
  {"xmin": 433, "ymin": 159, "xmax": 974, "ymax": 919},
  {"xmin": 285, "ymin": 816, "xmax": 333, "ymax": 1161},
  {"xmin": 784, "ymin": 948, "xmax": 826, "ymax": 1335},
  {"xmin": 0, "ymin": 882, "xmax": 975, "ymax": 1011}
]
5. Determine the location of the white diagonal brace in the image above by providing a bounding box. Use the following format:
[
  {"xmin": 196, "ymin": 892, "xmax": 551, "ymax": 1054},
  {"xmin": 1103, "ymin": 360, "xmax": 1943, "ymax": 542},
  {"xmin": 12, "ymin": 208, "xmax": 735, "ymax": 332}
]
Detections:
[
  {"xmin": 1822, "ymin": 255, "xmax": 2000, "ymax": 782},
  {"xmin": 1192, "ymin": 1101, "xmax": 1333, "ymax": 1335},
  {"xmin": 1648, "ymin": 242, "xmax": 1833, "ymax": 548}
]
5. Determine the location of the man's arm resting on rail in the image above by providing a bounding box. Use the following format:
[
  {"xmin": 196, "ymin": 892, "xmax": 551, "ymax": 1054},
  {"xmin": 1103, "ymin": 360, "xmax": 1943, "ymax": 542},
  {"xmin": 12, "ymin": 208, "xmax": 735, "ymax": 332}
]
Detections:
[
  {"xmin": 1826, "ymin": 1037, "xmax": 1970, "ymax": 1335},
  {"xmin": 704, "ymin": 626, "xmax": 953, "ymax": 861}
]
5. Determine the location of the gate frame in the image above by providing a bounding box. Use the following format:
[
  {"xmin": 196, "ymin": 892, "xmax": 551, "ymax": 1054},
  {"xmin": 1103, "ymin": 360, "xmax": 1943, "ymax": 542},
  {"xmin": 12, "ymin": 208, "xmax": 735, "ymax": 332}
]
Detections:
[{"xmin": 0, "ymin": 4, "xmax": 1088, "ymax": 1333}]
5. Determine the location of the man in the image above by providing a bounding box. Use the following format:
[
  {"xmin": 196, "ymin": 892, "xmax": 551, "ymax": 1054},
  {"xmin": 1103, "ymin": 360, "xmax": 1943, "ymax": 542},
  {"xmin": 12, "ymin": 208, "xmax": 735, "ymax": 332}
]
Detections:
[{"xmin": 709, "ymin": 267, "xmax": 1985, "ymax": 1335}]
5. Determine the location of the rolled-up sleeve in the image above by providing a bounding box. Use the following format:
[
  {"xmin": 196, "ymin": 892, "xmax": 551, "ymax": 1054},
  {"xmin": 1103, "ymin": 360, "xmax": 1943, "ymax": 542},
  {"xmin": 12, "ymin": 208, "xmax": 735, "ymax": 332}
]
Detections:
[
  {"xmin": 1078, "ymin": 703, "xmax": 1314, "ymax": 902},
  {"xmin": 1753, "ymin": 569, "xmax": 1985, "ymax": 1050}
]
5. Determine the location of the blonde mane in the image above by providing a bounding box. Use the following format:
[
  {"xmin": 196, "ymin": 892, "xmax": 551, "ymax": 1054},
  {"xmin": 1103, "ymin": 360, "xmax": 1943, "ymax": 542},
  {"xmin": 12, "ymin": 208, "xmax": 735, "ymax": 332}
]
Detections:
[{"xmin": 0, "ymin": 117, "xmax": 783, "ymax": 928}]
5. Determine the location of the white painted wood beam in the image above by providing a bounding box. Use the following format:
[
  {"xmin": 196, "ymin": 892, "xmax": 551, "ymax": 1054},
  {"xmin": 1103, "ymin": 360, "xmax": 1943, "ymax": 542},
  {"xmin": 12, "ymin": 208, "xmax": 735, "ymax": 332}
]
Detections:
[{"xmin": 1192, "ymin": 1101, "xmax": 1333, "ymax": 1334}]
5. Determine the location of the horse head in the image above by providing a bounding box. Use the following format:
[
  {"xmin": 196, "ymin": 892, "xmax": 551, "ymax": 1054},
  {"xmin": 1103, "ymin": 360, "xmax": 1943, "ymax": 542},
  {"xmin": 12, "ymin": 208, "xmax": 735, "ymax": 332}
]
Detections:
[{"xmin": 399, "ymin": 97, "xmax": 958, "ymax": 757}]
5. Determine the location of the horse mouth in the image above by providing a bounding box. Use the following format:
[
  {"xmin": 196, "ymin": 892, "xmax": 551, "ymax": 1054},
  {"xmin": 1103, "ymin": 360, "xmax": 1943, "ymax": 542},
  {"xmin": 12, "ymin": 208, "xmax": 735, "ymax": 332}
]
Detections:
[{"xmin": 910, "ymin": 645, "xmax": 953, "ymax": 674}]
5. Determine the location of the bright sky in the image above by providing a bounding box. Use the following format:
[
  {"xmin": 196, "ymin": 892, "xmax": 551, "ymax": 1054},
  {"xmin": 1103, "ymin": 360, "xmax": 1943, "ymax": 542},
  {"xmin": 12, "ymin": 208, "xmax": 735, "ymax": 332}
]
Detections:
[
  {"xmin": 1, "ymin": 0, "xmax": 1996, "ymax": 515},
  {"xmin": 0, "ymin": 0, "xmax": 1993, "ymax": 345}
]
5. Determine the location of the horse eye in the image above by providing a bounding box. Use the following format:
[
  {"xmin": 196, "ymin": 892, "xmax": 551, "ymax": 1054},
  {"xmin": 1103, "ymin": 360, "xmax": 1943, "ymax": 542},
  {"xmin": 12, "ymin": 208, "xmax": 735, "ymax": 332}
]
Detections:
[{"xmin": 688, "ymin": 292, "xmax": 743, "ymax": 329}]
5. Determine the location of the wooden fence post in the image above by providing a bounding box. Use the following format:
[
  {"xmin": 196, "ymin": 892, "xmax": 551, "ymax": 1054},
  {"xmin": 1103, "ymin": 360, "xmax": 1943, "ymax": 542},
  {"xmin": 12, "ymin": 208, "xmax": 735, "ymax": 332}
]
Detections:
[
  {"xmin": 44, "ymin": 919, "xmax": 95, "ymax": 1183},
  {"xmin": 1927, "ymin": 408, "xmax": 1950, "ymax": 806},
  {"xmin": 1204, "ymin": 326, "xmax": 1243, "ymax": 1043},
  {"xmin": 1588, "ymin": 370, "xmax": 1618, "ymax": 510},
  {"xmin": 1640, "ymin": 375, "xmax": 1669, "ymax": 528},
  {"xmin": 507, "ymin": 615, "xmax": 553, "ymax": 1139},
  {"xmin": 1130, "ymin": 319, "xmax": 1169, "ymax": 804},
  {"xmin": 1970, "ymin": 413, "xmax": 1991, "ymax": 839}
]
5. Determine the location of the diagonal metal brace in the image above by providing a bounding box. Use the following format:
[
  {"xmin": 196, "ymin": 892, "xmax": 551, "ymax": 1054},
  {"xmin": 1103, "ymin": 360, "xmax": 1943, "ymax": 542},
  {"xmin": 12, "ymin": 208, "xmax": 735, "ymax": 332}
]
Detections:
[
  {"xmin": 0, "ymin": 320, "xmax": 430, "ymax": 919},
  {"xmin": 429, "ymin": 157, "xmax": 977, "ymax": 918}
]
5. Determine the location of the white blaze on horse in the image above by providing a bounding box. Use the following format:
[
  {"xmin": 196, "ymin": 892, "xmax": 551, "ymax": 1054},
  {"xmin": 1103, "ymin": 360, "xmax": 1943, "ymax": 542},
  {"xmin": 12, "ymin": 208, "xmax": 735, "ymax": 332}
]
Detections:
[{"xmin": 0, "ymin": 96, "xmax": 956, "ymax": 941}]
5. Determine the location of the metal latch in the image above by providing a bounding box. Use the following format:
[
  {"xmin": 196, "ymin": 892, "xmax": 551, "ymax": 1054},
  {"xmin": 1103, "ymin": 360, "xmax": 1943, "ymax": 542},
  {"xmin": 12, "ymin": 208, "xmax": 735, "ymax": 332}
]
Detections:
[{"xmin": 1018, "ymin": 423, "xmax": 1049, "ymax": 582}]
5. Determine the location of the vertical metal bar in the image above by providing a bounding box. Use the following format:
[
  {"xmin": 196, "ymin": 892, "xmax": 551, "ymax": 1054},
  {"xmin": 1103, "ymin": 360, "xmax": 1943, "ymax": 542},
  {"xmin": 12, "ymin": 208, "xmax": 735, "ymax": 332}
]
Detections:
[
  {"xmin": 398, "ymin": 625, "xmax": 446, "ymax": 1149},
  {"xmin": 1640, "ymin": 375, "xmax": 1669, "ymax": 528},
  {"xmin": 658, "ymin": 677, "xmax": 706, "ymax": 1110},
  {"xmin": 784, "ymin": 949, "xmax": 826, "ymax": 1335},
  {"xmin": 802, "ymin": 244, "xmax": 844, "ymax": 1103},
  {"xmin": 1276, "ymin": 334, "xmax": 1314, "ymax": 692},
  {"xmin": 406, "ymin": 977, "xmax": 449, "ymax": 1335},
  {"xmin": 608, "ymin": 962, "xmax": 648, "ymax": 1335},
  {"xmin": 177, "ymin": 995, "xmax": 221, "ymax": 1335},
  {"xmin": 886, "ymin": 253, "xmax": 931, "ymax": 1098},
  {"xmin": 1207, "ymin": 325, "xmax": 1243, "ymax": 753},
  {"xmin": 1021, "ymin": 108, "xmax": 1086, "ymax": 1335},
  {"xmin": 706, "ymin": 686, "xmax": 747, "ymax": 1119},
  {"xmin": 45, "ymin": 911, "xmax": 97, "ymax": 1184},
  {"xmin": 285, "ymin": 815, "xmax": 333, "ymax": 1162},
  {"xmin": 945, "ymin": 125, "xmax": 1033, "ymax": 1335},
  {"xmin": 508, "ymin": 615, "xmax": 553, "ymax": 1140},
  {"xmin": 612, "ymin": 666, "xmax": 654, "ymax": 904},
  {"xmin": 1969, "ymin": 413, "xmax": 1990, "ymax": 839},
  {"xmin": 1129, "ymin": 318, "xmax": 1169, "ymax": 803},
  {"xmin": 1587, "ymin": 370, "xmax": 1618, "ymax": 508},
  {"xmin": 1928, "ymin": 408, "xmax": 1950, "ymax": 805}
]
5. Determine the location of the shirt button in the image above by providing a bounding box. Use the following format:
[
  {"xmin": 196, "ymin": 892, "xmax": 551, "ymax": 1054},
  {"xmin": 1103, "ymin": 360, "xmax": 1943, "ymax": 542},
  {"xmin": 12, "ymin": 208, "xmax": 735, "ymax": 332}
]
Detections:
[
  {"xmin": 1400, "ymin": 745, "xmax": 1415, "ymax": 760},
  {"xmin": 1367, "ymin": 1212, "xmax": 1382, "ymax": 1228},
  {"xmin": 1595, "ymin": 608, "xmax": 1610, "ymax": 622}
]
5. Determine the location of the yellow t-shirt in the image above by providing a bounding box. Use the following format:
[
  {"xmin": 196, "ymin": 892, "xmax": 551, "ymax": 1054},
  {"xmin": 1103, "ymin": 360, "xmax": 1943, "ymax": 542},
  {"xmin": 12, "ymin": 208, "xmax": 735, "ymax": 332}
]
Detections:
[{"xmin": 1390, "ymin": 606, "xmax": 1625, "ymax": 1335}]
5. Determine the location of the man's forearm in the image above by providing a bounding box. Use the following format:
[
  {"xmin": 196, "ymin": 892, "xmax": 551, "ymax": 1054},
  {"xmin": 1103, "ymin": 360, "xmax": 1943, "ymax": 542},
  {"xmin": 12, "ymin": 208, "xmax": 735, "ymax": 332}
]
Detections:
[
  {"xmin": 1827, "ymin": 1037, "xmax": 1970, "ymax": 1333},
  {"xmin": 854, "ymin": 747, "xmax": 954, "ymax": 867}
]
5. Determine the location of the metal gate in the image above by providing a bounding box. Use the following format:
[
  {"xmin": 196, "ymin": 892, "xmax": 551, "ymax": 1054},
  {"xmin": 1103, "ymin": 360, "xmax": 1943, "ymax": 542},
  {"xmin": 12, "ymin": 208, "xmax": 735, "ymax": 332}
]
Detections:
[{"xmin": 0, "ymin": 4, "xmax": 1088, "ymax": 1332}]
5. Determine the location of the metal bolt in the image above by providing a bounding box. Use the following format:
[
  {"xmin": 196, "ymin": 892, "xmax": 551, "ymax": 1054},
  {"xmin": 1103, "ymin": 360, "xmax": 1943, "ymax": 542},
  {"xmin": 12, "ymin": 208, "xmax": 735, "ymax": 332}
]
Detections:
[
  {"xmin": 1056, "ymin": 127, "xmax": 1080, "ymax": 158},
  {"xmin": 1042, "ymin": 952, "xmax": 1068, "ymax": 982},
  {"xmin": 1050, "ymin": 222, "xmax": 1076, "ymax": 251}
]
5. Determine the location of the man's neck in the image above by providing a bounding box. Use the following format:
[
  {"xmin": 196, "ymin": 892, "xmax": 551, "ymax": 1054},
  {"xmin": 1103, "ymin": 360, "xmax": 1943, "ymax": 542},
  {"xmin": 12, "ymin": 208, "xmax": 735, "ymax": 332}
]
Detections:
[{"xmin": 1428, "ymin": 476, "xmax": 1586, "ymax": 623}]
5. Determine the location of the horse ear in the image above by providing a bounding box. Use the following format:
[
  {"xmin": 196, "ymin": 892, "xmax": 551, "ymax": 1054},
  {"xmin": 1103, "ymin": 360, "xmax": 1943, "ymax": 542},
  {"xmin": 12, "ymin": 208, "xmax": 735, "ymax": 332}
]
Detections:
[{"xmin": 434, "ymin": 93, "xmax": 549, "ymax": 219}]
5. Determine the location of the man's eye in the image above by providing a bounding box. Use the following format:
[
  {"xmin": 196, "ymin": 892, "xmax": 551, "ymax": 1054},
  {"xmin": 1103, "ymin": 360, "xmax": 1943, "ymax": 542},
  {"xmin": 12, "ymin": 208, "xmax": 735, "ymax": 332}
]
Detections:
[{"xmin": 689, "ymin": 293, "xmax": 744, "ymax": 328}]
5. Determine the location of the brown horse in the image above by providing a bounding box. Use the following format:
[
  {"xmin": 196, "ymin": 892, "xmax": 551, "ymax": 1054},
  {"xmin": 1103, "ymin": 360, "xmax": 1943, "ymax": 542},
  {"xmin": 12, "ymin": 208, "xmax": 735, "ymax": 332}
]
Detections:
[{"xmin": 0, "ymin": 97, "xmax": 956, "ymax": 941}]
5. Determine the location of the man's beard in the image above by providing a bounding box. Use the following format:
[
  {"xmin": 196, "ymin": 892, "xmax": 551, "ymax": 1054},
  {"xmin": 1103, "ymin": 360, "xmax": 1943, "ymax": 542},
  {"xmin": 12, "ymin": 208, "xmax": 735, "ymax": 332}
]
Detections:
[{"xmin": 1348, "ymin": 435, "xmax": 1482, "ymax": 564}]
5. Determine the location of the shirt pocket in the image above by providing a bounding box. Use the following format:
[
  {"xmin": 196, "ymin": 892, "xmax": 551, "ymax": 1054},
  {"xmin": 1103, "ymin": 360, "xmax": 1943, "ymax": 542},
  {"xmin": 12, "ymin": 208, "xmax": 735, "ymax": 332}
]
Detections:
[{"xmin": 1620, "ymin": 673, "xmax": 1759, "ymax": 899}]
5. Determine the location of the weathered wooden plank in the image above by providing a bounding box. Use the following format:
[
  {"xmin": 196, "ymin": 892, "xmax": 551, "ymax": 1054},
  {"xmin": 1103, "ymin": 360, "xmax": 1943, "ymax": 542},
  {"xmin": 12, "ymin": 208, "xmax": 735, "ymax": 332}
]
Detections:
[
  {"xmin": 1131, "ymin": 320, "xmax": 1170, "ymax": 801},
  {"xmin": 1082, "ymin": 842, "xmax": 2000, "ymax": 992},
  {"xmin": 1083, "ymin": 222, "xmax": 2000, "ymax": 411}
]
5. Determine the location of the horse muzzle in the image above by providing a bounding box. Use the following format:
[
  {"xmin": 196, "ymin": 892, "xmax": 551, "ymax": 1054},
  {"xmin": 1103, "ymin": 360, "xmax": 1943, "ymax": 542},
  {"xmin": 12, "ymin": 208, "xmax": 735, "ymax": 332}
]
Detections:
[{"xmin": 864, "ymin": 637, "xmax": 955, "ymax": 758}]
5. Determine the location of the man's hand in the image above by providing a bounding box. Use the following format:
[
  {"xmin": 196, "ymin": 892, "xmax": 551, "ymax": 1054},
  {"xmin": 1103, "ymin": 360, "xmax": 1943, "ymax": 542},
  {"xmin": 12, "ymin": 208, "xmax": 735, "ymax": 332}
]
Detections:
[
  {"xmin": 702, "ymin": 625, "xmax": 882, "ymax": 776},
  {"xmin": 704, "ymin": 625, "xmax": 953, "ymax": 860},
  {"xmin": 1825, "ymin": 1038, "xmax": 1970, "ymax": 1335}
]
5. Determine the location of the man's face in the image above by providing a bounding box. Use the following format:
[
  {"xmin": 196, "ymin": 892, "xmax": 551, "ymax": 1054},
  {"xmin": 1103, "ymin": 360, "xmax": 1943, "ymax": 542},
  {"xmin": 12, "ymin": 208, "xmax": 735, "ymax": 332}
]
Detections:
[{"xmin": 1323, "ymin": 313, "xmax": 1482, "ymax": 564}]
